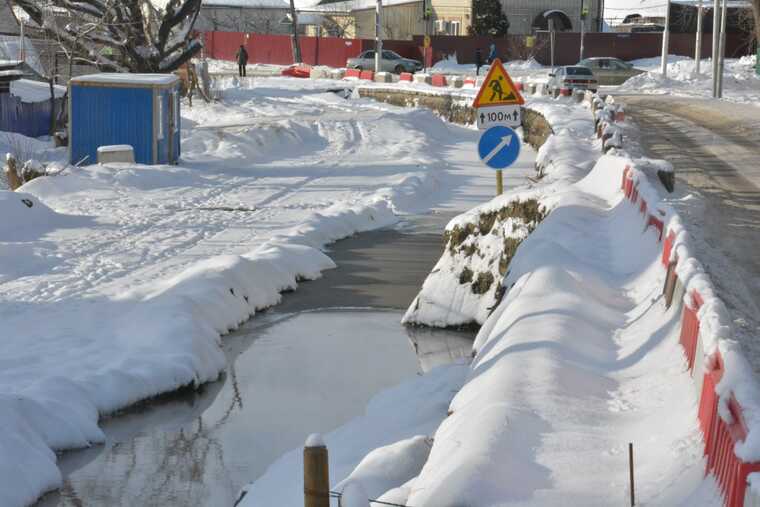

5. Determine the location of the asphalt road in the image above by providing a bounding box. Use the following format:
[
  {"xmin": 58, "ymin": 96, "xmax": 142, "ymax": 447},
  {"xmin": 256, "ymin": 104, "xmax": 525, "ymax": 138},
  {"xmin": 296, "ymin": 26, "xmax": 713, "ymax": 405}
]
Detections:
[{"xmin": 619, "ymin": 95, "xmax": 760, "ymax": 371}]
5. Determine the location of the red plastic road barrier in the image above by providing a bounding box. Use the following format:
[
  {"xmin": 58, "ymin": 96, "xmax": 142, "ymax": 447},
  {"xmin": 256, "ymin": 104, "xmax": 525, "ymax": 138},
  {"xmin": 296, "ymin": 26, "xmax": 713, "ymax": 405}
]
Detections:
[
  {"xmin": 560, "ymin": 88, "xmax": 572, "ymax": 96},
  {"xmin": 464, "ymin": 77, "xmax": 476, "ymax": 87},
  {"xmin": 621, "ymin": 166, "xmax": 631, "ymax": 190},
  {"xmin": 662, "ymin": 230, "xmax": 676, "ymax": 267},
  {"xmin": 631, "ymin": 185, "xmax": 639, "ymax": 204},
  {"xmin": 516, "ymin": 81, "xmax": 524, "ymax": 91},
  {"xmin": 615, "ymin": 110, "xmax": 626, "ymax": 122},
  {"xmin": 639, "ymin": 198, "xmax": 648, "ymax": 216},
  {"xmin": 646, "ymin": 214, "xmax": 664, "ymax": 240},
  {"xmin": 679, "ymin": 290, "xmax": 704, "ymax": 373},
  {"xmin": 281, "ymin": 65, "xmax": 310, "ymax": 78},
  {"xmin": 399, "ymin": 72, "xmax": 413, "ymax": 82},
  {"xmin": 345, "ymin": 68, "xmax": 361, "ymax": 79},
  {"xmin": 359, "ymin": 70, "xmax": 375, "ymax": 81},
  {"xmin": 431, "ymin": 74, "xmax": 447, "ymax": 87},
  {"xmin": 696, "ymin": 349, "xmax": 760, "ymax": 507},
  {"xmin": 624, "ymin": 175, "xmax": 634, "ymax": 199}
]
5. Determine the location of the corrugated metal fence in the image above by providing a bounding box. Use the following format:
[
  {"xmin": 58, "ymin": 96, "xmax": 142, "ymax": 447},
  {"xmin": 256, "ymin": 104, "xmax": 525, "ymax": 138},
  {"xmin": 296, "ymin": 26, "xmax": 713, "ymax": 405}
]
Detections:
[{"xmin": 0, "ymin": 93, "xmax": 56, "ymax": 137}]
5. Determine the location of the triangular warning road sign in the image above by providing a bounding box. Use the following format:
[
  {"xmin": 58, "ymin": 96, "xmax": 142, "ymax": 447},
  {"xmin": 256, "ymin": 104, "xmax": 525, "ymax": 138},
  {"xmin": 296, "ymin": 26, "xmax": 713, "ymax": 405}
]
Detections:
[{"xmin": 472, "ymin": 58, "xmax": 525, "ymax": 108}]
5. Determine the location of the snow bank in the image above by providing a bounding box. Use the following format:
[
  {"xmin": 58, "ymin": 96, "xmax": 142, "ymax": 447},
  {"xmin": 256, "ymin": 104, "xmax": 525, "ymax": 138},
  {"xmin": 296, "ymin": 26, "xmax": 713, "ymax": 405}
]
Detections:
[
  {"xmin": 406, "ymin": 155, "xmax": 719, "ymax": 505},
  {"xmin": 617, "ymin": 56, "xmax": 760, "ymax": 105}
]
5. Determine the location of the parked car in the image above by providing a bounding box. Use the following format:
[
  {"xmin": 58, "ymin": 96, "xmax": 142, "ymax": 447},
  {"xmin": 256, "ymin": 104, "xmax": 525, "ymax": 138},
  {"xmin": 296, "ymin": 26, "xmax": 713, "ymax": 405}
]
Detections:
[
  {"xmin": 577, "ymin": 57, "xmax": 644, "ymax": 85},
  {"xmin": 346, "ymin": 50, "xmax": 423, "ymax": 74},
  {"xmin": 547, "ymin": 66, "xmax": 598, "ymax": 94}
]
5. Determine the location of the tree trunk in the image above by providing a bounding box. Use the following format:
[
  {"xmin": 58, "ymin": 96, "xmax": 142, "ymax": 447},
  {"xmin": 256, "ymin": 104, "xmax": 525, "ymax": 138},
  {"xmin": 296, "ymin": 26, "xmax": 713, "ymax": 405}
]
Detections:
[
  {"xmin": 289, "ymin": 0, "xmax": 302, "ymax": 63},
  {"xmin": 753, "ymin": 0, "xmax": 760, "ymax": 45}
]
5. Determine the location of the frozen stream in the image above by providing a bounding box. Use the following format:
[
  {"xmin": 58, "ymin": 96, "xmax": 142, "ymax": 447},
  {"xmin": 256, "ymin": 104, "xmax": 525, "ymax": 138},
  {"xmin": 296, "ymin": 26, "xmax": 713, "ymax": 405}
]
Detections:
[{"xmin": 37, "ymin": 220, "xmax": 474, "ymax": 507}]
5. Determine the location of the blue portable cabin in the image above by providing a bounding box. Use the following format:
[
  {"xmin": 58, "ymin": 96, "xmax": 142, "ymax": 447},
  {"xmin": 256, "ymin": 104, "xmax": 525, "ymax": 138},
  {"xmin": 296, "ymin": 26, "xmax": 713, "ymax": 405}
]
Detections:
[{"xmin": 69, "ymin": 73, "xmax": 181, "ymax": 166}]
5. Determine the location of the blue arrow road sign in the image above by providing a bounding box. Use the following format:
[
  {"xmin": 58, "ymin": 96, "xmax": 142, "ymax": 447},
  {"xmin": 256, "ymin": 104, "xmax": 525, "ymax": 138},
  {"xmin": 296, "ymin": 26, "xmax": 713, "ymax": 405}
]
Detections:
[{"xmin": 478, "ymin": 126, "xmax": 521, "ymax": 170}]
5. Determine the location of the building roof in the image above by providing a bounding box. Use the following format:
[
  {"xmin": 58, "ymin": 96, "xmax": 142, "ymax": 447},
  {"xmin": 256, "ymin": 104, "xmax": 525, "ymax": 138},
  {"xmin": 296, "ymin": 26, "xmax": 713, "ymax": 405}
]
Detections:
[{"xmin": 71, "ymin": 73, "xmax": 180, "ymax": 86}]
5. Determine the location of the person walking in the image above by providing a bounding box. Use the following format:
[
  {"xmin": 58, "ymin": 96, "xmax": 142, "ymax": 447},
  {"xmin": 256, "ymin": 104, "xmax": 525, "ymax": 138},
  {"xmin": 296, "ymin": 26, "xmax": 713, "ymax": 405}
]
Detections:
[
  {"xmin": 236, "ymin": 44, "xmax": 249, "ymax": 77},
  {"xmin": 487, "ymin": 42, "xmax": 497, "ymax": 64},
  {"xmin": 475, "ymin": 47, "xmax": 483, "ymax": 76}
]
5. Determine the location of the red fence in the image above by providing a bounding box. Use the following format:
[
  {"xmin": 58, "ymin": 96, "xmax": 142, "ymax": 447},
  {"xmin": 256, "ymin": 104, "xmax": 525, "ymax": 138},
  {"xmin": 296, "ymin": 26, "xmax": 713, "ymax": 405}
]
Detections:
[
  {"xmin": 621, "ymin": 161, "xmax": 760, "ymax": 506},
  {"xmin": 203, "ymin": 32, "xmax": 422, "ymax": 69}
]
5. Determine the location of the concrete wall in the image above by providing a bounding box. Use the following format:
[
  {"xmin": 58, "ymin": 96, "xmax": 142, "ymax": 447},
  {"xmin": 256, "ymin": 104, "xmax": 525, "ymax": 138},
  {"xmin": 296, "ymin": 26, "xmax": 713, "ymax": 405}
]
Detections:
[{"xmin": 354, "ymin": 1, "xmax": 424, "ymax": 40}]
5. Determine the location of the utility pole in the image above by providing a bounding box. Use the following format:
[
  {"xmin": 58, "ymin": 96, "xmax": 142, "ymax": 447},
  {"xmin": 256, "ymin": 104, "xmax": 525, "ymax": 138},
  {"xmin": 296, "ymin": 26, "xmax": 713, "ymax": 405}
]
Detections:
[
  {"xmin": 660, "ymin": 0, "xmax": 671, "ymax": 77},
  {"xmin": 375, "ymin": 0, "xmax": 383, "ymax": 73},
  {"xmin": 695, "ymin": 0, "xmax": 704, "ymax": 74},
  {"xmin": 19, "ymin": 20, "xmax": 25, "ymax": 61},
  {"xmin": 717, "ymin": 0, "xmax": 727, "ymax": 97},
  {"xmin": 711, "ymin": 0, "xmax": 720, "ymax": 96},
  {"xmin": 549, "ymin": 18, "xmax": 555, "ymax": 69},
  {"xmin": 579, "ymin": 0, "xmax": 587, "ymax": 61}
]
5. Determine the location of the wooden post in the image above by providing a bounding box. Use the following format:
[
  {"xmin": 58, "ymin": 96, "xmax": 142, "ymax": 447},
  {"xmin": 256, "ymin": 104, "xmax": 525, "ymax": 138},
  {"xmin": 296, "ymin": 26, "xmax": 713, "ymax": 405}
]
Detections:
[
  {"xmin": 629, "ymin": 442, "xmax": 635, "ymax": 506},
  {"xmin": 304, "ymin": 434, "xmax": 329, "ymax": 507},
  {"xmin": 496, "ymin": 170, "xmax": 503, "ymax": 196}
]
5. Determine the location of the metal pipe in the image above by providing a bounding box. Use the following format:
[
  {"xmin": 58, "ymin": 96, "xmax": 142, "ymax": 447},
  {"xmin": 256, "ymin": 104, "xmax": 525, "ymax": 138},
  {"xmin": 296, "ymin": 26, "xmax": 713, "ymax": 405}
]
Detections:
[
  {"xmin": 717, "ymin": 0, "xmax": 728, "ymax": 97},
  {"xmin": 695, "ymin": 0, "xmax": 704, "ymax": 74},
  {"xmin": 711, "ymin": 0, "xmax": 720, "ymax": 96},
  {"xmin": 375, "ymin": 0, "xmax": 383, "ymax": 74},
  {"xmin": 660, "ymin": 0, "xmax": 671, "ymax": 77}
]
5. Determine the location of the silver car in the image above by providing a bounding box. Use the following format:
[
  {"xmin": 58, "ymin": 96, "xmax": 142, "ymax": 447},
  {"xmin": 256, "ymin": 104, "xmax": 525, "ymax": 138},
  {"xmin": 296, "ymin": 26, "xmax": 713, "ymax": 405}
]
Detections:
[
  {"xmin": 346, "ymin": 50, "xmax": 423, "ymax": 74},
  {"xmin": 577, "ymin": 57, "xmax": 644, "ymax": 85},
  {"xmin": 547, "ymin": 66, "xmax": 598, "ymax": 94}
]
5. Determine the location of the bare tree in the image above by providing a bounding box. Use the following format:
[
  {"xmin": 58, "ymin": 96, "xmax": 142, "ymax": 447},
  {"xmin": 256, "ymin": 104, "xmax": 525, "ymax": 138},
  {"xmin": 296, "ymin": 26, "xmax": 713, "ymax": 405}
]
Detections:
[
  {"xmin": 749, "ymin": 0, "xmax": 759, "ymax": 47},
  {"xmin": 13, "ymin": 0, "xmax": 203, "ymax": 73}
]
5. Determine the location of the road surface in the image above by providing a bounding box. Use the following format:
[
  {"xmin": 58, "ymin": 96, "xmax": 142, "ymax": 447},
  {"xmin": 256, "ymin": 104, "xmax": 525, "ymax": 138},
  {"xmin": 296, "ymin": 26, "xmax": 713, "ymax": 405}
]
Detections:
[{"xmin": 619, "ymin": 95, "xmax": 760, "ymax": 372}]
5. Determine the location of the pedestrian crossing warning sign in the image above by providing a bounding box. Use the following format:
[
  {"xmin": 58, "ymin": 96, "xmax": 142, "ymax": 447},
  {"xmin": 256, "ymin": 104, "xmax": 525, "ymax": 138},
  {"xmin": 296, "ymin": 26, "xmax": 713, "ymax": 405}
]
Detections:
[{"xmin": 472, "ymin": 58, "xmax": 525, "ymax": 108}]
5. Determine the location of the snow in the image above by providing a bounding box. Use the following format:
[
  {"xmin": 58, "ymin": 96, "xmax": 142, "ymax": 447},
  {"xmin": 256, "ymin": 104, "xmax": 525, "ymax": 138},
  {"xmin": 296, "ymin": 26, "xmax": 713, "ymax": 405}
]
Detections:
[
  {"xmin": 71, "ymin": 73, "xmax": 180, "ymax": 86},
  {"xmin": 0, "ymin": 75, "xmax": 502, "ymax": 505},
  {"xmin": 0, "ymin": 35, "xmax": 46, "ymax": 77},
  {"xmin": 305, "ymin": 433, "xmax": 325, "ymax": 447},
  {"xmin": 614, "ymin": 55, "xmax": 760, "ymax": 105},
  {"xmin": 10, "ymin": 79, "xmax": 67, "ymax": 103}
]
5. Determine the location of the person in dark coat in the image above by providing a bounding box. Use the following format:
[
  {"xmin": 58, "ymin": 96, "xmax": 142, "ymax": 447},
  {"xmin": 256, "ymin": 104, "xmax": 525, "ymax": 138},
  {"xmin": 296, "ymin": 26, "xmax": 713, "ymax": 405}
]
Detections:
[
  {"xmin": 236, "ymin": 45, "xmax": 249, "ymax": 77},
  {"xmin": 475, "ymin": 47, "xmax": 483, "ymax": 76}
]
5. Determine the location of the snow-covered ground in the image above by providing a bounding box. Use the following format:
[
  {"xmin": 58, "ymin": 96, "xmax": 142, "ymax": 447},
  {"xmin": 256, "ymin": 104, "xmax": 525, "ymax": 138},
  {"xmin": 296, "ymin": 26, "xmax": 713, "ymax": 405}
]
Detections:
[
  {"xmin": 614, "ymin": 55, "xmax": 760, "ymax": 105},
  {"xmin": 0, "ymin": 76, "xmax": 514, "ymax": 506}
]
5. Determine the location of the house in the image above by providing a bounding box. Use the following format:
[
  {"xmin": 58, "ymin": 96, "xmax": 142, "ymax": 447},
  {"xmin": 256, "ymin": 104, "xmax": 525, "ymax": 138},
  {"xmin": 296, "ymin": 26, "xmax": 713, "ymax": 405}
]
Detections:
[
  {"xmin": 350, "ymin": 0, "xmax": 605, "ymax": 40},
  {"xmin": 432, "ymin": 0, "xmax": 604, "ymax": 36}
]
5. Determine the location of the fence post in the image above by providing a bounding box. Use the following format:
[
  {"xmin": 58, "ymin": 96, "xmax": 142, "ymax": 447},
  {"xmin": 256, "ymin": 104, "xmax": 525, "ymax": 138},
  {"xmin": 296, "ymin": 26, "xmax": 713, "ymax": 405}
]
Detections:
[{"xmin": 304, "ymin": 434, "xmax": 330, "ymax": 507}]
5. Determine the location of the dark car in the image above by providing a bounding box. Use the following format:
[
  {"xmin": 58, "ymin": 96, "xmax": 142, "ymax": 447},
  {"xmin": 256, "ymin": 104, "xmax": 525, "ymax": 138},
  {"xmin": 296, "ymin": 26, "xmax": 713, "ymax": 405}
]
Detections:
[
  {"xmin": 547, "ymin": 66, "xmax": 598, "ymax": 94},
  {"xmin": 346, "ymin": 50, "xmax": 423, "ymax": 74},
  {"xmin": 577, "ymin": 57, "xmax": 645, "ymax": 85}
]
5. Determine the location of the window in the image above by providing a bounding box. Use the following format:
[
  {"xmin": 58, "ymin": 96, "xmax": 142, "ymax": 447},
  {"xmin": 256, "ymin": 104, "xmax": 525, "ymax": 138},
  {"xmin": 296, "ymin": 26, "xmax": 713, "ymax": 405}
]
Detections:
[
  {"xmin": 362, "ymin": 51, "xmax": 375, "ymax": 59},
  {"xmin": 382, "ymin": 50, "xmax": 400, "ymax": 60},
  {"xmin": 566, "ymin": 67, "xmax": 592, "ymax": 76},
  {"xmin": 450, "ymin": 20, "xmax": 461, "ymax": 35}
]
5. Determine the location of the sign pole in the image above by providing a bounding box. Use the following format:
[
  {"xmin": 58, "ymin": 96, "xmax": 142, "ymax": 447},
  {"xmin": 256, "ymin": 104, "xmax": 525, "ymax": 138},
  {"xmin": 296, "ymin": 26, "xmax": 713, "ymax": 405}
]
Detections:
[
  {"xmin": 496, "ymin": 170, "xmax": 503, "ymax": 196},
  {"xmin": 375, "ymin": 0, "xmax": 383, "ymax": 74}
]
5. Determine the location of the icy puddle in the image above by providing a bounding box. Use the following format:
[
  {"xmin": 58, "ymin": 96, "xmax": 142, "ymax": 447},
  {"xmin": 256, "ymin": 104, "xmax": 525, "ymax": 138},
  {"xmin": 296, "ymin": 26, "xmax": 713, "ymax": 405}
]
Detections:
[
  {"xmin": 38, "ymin": 225, "xmax": 473, "ymax": 507},
  {"xmin": 39, "ymin": 309, "xmax": 471, "ymax": 507}
]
